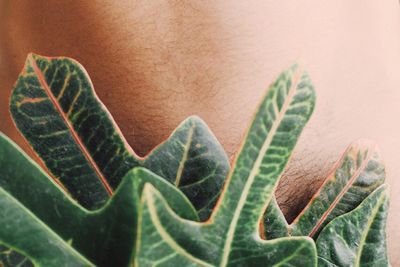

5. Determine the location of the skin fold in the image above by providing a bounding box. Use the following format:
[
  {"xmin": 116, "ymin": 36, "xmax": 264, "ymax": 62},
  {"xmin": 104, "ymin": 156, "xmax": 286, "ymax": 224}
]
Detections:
[{"xmin": 1, "ymin": 0, "xmax": 400, "ymax": 264}]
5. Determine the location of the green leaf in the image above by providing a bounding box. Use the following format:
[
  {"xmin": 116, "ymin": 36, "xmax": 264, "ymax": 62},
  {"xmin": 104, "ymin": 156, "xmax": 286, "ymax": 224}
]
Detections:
[
  {"xmin": 0, "ymin": 188, "xmax": 94, "ymax": 267},
  {"xmin": 316, "ymin": 185, "xmax": 389, "ymax": 267},
  {"xmin": 135, "ymin": 64, "xmax": 318, "ymax": 266},
  {"xmin": 0, "ymin": 133, "xmax": 198, "ymax": 266},
  {"xmin": 0, "ymin": 245, "xmax": 33, "ymax": 267},
  {"xmin": 263, "ymin": 140, "xmax": 385, "ymax": 239},
  {"xmin": 262, "ymin": 196, "xmax": 288, "ymax": 239},
  {"xmin": 143, "ymin": 116, "xmax": 229, "ymax": 221},
  {"xmin": 137, "ymin": 185, "xmax": 214, "ymax": 267},
  {"xmin": 10, "ymin": 54, "xmax": 229, "ymax": 218},
  {"xmin": 10, "ymin": 54, "xmax": 138, "ymax": 209}
]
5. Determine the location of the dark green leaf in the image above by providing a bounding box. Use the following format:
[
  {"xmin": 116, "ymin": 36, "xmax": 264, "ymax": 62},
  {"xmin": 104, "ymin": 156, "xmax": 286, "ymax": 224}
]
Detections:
[
  {"xmin": 0, "ymin": 133, "xmax": 197, "ymax": 266},
  {"xmin": 263, "ymin": 140, "xmax": 385, "ymax": 239},
  {"xmin": 10, "ymin": 54, "xmax": 229, "ymax": 219},
  {"xmin": 143, "ymin": 116, "xmax": 229, "ymax": 220},
  {"xmin": 10, "ymin": 54, "xmax": 138, "ymax": 209},
  {"xmin": 262, "ymin": 196, "xmax": 288, "ymax": 239},
  {"xmin": 0, "ymin": 188, "xmax": 94, "ymax": 267},
  {"xmin": 135, "ymin": 64, "xmax": 318, "ymax": 266},
  {"xmin": 0, "ymin": 245, "xmax": 34, "ymax": 267},
  {"xmin": 316, "ymin": 185, "xmax": 389, "ymax": 267}
]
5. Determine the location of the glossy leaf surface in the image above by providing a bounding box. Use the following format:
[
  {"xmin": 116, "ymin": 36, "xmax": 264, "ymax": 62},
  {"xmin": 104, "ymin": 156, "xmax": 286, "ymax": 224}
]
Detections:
[
  {"xmin": 316, "ymin": 185, "xmax": 389, "ymax": 267},
  {"xmin": 10, "ymin": 54, "xmax": 136, "ymax": 208},
  {"xmin": 10, "ymin": 54, "xmax": 229, "ymax": 219},
  {"xmin": 0, "ymin": 188, "xmax": 94, "ymax": 267},
  {"xmin": 263, "ymin": 140, "xmax": 385, "ymax": 239},
  {"xmin": 0, "ymin": 133, "xmax": 197, "ymax": 266},
  {"xmin": 135, "ymin": 65, "xmax": 318, "ymax": 266},
  {"xmin": 143, "ymin": 117, "xmax": 229, "ymax": 221}
]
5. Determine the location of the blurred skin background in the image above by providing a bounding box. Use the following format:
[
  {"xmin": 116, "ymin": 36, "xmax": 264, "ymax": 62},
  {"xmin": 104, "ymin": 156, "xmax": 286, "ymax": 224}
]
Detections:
[{"xmin": 1, "ymin": 0, "xmax": 400, "ymax": 264}]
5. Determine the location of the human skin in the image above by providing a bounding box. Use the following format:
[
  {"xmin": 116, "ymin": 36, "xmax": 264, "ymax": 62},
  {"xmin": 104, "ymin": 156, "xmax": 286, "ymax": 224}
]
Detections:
[{"xmin": 1, "ymin": 0, "xmax": 400, "ymax": 264}]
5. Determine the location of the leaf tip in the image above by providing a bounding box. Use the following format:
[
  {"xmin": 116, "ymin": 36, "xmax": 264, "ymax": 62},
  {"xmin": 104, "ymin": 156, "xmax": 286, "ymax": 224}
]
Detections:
[
  {"xmin": 25, "ymin": 53, "xmax": 46, "ymax": 66},
  {"xmin": 352, "ymin": 138, "xmax": 379, "ymax": 152}
]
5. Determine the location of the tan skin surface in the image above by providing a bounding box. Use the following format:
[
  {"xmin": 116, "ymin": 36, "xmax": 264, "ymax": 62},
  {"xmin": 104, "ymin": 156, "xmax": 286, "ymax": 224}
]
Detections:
[{"xmin": 1, "ymin": 1, "xmax": 400, "ymax": 263}]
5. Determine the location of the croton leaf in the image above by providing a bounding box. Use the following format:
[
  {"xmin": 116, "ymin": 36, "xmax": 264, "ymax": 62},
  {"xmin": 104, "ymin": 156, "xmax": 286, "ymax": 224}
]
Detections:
[
  {"xmin": 135, "ymin": 64, "xmax": 318, "ymax": 266},
  {"xmin": 143, "ymin": 116, "xmax": 229, "ymax": 221},
  {"xmin": 0, "ymin": 245, "xmax": 33, "ymax": 267},
  {"xmin": 10, "ymin": 53, "xmax": 229, "ymax": 220},
  {"xmin": 0, "ymin": 133, "xmax": 198, "ymax": 266},
  {"xmin": 316, "ymin": 185, "xmax": 389, "ymax": 266},
  {"xmin": 0, "ymin": 188, "xmax": 93, "ymax": 267},
  {"xmin": 263, "ymin": 140, "xmax": 385, "ymax": 240}
]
